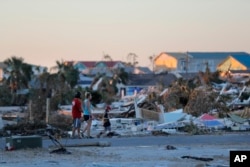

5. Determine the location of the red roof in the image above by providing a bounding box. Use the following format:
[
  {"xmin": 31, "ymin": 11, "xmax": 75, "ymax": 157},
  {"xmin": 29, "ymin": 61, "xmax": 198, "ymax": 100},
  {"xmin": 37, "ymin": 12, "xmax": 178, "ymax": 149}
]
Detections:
[
  {"xmin": 63, "ymin": 60, "xmax": 123, "ymax": 68},
  {"xmin": 199, "ymin": 113, "xmax": 216, "ymax": 120},
  {"xmin": 78, "ymin": 61, "xmax": 97, "ymax": 68},
  {"xmin": 77, "ymin": 61, "xmax": 122, "ymax": 68}
]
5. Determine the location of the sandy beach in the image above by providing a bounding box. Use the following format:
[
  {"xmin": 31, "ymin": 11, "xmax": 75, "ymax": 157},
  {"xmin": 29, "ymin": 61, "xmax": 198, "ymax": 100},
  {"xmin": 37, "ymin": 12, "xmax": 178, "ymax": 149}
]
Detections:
[
  {"xmin": 1, "ymin": 135, "xmax": 249, "ymax": 167},
  {"xmin": 1, "ymin": 108, "xmax": 250, "ymax": 167}
]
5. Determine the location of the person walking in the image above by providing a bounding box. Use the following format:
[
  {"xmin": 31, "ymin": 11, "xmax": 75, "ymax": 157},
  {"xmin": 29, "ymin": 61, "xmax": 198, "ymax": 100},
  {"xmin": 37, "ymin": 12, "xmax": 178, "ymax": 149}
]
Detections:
[
  {"xmin": 82, "ymin": 92, "xmax": 94, "ymax": 138},
  {"xmin": 71, "ymin": 91, "xmax": 83, "ymax": 139},
  {"xmin": 97, "ymin": 105, "xmax": 112, "ymax": 138}
]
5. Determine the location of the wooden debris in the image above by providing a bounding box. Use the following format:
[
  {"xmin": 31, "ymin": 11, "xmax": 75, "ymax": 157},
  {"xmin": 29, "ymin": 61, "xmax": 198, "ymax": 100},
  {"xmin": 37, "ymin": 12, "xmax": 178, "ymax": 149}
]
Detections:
[
  {"xmin": 165, "ymin": 145, "xmax": 177, "ymax": 150},
  {"xmin": 181, "ymin": 155, "xmax": 213, "ymax": 161}
]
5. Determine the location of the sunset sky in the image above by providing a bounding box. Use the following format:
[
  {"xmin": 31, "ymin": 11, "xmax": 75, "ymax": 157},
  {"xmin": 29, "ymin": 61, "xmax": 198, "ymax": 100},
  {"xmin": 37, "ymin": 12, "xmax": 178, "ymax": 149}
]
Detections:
[{"xmin": 1, "ymin": 0, "xmax": 250, "ymax": 68}]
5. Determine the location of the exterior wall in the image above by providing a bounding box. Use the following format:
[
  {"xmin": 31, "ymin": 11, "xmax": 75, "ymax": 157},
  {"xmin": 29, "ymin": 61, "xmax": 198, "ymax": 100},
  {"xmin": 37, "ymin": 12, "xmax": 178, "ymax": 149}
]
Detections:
[
  {"xmin": 217, "ymin": 57, "xmax": 247, "ymax": 72},
  {"xmin": 176, "ymin": 58, "xmax": 186, "ymax": 73},
  {"xmin": 154, "ymin": 53, "xmax": 177, "ymax": 71},
  {"xmin": 0, "ymin": 68, "xmax": 3, "ymax": 81},
  {"xmin": 0, "ymin": 63, "xmax": 6, "ymax": 82},
  {"xmin": 187, "ymin": 58, "xmax": 221, "ymax": 72}
]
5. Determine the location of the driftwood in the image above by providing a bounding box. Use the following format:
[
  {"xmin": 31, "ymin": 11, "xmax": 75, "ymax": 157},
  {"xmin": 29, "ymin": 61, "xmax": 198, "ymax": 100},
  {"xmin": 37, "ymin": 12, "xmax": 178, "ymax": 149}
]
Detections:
[{"xmin": 181, "ymin": 155, "xmax": 213, "ymax": 161}]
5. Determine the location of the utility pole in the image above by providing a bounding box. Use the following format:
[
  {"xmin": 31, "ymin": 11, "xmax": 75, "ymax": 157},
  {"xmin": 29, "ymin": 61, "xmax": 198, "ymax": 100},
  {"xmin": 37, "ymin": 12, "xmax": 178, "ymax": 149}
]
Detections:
[{"xmin": 127, "ymin": 53, "xmax": 138, "ymax": 67}]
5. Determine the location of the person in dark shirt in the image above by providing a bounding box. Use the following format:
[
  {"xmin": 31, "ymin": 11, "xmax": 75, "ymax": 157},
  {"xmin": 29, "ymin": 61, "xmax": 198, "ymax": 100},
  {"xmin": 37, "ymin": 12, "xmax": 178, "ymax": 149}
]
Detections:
[{"xmin": 97, "ymin": 105, "xmax": 111, "ymax": 138}]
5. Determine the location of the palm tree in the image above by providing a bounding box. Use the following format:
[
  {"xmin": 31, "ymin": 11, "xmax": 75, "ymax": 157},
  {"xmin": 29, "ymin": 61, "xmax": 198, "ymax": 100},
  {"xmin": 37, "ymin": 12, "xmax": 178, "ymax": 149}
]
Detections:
[
  {"xmin": 55, "ymin": 60, "xmax": 79, "ymax": 88},
  {"xmin": 149, "ymin": 55, "xmax": 155, "ymax": 71},
  {"xmin": 52, "ymin": 60, "xmax": 79, "ymax": 105},
  {"xmin": 103, "ymin": 53, "xmax": 113, "ymax": 61},
  {"xmin": 4, "ymin": 56, "xmax": 33, "ymax": 105}
]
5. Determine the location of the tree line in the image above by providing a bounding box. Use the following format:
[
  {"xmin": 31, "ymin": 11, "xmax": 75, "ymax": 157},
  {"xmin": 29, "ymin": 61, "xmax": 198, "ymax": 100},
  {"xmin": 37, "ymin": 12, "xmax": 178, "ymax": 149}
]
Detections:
[{"xmin": 0, "ymin": 56, "xmax": 129, "ymax": 122}]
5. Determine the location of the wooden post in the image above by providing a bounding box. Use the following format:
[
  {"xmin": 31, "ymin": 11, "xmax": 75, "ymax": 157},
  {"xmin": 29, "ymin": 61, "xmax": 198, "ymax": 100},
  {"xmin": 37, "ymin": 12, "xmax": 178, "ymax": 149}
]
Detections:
[
  {"xmin": 134, "ymin": 97, "xmax": 142, "ymax": 119},
  {"xmin": 46, "ymin": 98, "xmax": 50, "ymax": 123},
  {"xmin": 29, "ymin": 100, "xmax": 33, "ymax": 122}
]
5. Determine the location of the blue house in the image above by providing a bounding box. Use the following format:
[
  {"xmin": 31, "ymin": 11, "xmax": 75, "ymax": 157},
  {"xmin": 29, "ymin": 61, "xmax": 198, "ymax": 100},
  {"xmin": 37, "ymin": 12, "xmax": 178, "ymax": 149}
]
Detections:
[
  {"xmin": 154, "ymin": 52, "xmax": 250, "ymax": 73},
  {"xmin": 217, "ymin": 54, "xmax": 250, "ymax": 71},
  {"xmin": 187, "ymin": 52, "xmax": 250, "ymax": 72}
]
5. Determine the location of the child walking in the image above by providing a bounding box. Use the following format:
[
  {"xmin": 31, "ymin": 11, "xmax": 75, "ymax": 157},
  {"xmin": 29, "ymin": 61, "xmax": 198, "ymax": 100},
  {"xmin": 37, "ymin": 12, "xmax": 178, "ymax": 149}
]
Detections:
[{"xmin": 97, "ymin": 105, "xmax": 111, "ymax": 138}]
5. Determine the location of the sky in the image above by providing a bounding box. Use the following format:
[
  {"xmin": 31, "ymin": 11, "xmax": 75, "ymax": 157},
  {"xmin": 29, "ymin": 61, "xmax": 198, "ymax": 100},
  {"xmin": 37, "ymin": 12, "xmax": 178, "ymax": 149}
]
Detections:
[{"xmin": 1, "ymin": 0, "xmax": 250, "ymax": 69}]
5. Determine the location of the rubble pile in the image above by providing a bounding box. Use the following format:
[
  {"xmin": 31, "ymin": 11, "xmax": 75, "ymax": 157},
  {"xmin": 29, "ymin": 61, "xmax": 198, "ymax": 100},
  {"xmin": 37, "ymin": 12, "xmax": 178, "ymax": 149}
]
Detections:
[
  {"xmin": 1, "ymin": 72, "xmax": 250, "ymax": 137},
  {"xmin": 160, "ymin": 80, "xmax": 191, "ymax": 112},
  {"xmin": 184, "ymin": 86, "xmax": 229, "ymax": 117}
]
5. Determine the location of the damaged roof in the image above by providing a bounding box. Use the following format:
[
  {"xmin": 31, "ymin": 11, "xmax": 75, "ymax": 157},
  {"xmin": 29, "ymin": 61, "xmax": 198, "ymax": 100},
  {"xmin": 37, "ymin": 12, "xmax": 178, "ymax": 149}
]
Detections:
[
  {"xmin": 127, "ymin": 73, "xmax": 177, "ymax": 86},
  {"xmin": 228, "ymin": 113, "xmax": 247, "ymax": 124},
  {"xmin": 188, "ymin": 52, "xmax": 249, "ymax": 59}
]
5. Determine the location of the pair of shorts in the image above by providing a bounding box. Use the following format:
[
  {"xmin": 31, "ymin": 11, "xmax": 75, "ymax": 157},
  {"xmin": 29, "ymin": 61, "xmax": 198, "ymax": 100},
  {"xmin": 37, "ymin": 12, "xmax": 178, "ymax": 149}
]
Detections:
[
  {"xmin": 104, "ymin": 126, "xmax": 111, "ymax": 132},
  {"xmin": 83, "ymin": 115, "xmax": 91, "ymax": 121},
  {"xmin": 72, "ymin": 118, "xmax": 81, "ymax": 128}
]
